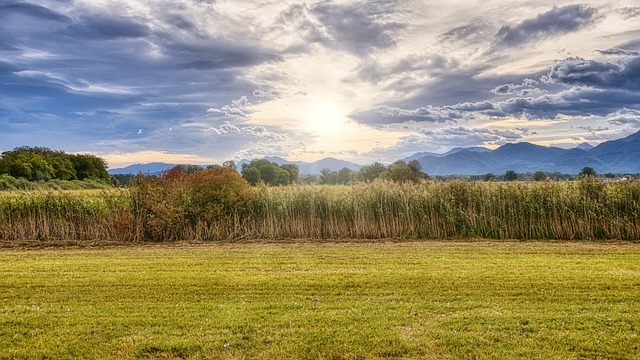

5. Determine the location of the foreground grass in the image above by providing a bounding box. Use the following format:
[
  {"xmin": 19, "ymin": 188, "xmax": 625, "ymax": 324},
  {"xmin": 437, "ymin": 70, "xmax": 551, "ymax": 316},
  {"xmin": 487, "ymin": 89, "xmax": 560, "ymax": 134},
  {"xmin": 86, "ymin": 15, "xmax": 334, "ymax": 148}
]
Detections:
[{"xmin": 1, "ymin": 242, "xmax": 639, "ymax": 359}]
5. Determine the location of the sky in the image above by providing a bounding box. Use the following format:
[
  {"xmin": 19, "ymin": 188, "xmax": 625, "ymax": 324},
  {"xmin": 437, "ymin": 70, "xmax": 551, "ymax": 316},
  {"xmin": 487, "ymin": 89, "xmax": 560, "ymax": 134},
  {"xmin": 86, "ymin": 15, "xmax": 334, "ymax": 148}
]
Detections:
[{"xmin": 1, "ymin": 0, "xmax": 640, "ymax": 168}]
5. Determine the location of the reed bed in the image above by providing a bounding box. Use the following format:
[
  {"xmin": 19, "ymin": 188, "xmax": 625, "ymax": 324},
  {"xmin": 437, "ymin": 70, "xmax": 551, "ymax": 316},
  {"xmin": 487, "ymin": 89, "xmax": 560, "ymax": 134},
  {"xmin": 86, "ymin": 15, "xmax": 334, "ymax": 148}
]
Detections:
[
  {"xmin": 1, "ymin": 180, "xmax": 639, "ymax": 241},
  {"xmin": 0, "ymin": 189, "xmax": 139, "ymax": 242},
  {"xmin": 247, "ymin": 180, "xmax": 640, "ymax": 240}
]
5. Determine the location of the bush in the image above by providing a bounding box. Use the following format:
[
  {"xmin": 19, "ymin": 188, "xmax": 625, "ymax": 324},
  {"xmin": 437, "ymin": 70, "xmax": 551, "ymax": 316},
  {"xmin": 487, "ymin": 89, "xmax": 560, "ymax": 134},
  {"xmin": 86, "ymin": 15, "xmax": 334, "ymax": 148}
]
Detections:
[{"xmin": 132, "ymin": 166, "xmax": 254, "ymax": 241}]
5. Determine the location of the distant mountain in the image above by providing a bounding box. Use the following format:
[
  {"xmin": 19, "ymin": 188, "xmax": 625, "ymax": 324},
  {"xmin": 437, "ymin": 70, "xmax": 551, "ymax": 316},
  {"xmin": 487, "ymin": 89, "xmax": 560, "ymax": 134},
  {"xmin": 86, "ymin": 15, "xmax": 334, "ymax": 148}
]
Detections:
[
  {"xmin": 416, "ymin": 130, "xmax": 640, "ymax": 175},
  {"xmin": 108, "ymin": 162, "xmax": 176, "ymax": 175},
  {"xmin": 239, "ymin": 156, "xmax": 362, "ymax": 174},
  {"xmin": 403, "ymin": 146, "xmax": 490, "ymax": 162},
  {"xmin": 576, "ymin": 142, "xmax": 593, "ymax": 151},
  {"xmin": 300, "ymin": 157, "xmax": 362, "ymax": 174},
  {"xmin": 108, "ymin": 131, "xmax": 640, "ymax": 177}
]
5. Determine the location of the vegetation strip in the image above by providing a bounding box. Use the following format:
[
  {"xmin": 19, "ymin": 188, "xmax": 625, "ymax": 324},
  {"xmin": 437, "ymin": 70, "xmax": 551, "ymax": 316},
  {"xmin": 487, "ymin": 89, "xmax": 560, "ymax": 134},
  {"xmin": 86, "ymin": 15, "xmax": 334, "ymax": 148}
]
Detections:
[
  {"xmin": 1, "ymin": 242, "xmax": 639, "ymax": 359},
  {"xmin": 1, "ymin": 177, "xmax": 639, "ymax": 241}
]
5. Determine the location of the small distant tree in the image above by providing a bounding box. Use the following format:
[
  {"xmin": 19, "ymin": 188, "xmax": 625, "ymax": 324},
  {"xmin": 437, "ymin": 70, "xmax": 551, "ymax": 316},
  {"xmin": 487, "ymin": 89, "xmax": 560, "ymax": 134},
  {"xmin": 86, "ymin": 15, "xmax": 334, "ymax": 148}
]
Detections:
[
  {"xmin": 579, "ymin": 167, "xmax": 596, "ymax": 178},
  {"xmin": 533, "ymin": 171, "xmax": 546, "ymax": 181},
  {"xmin": 358, "ymin": 162, "xmax": 387, "ymax": 182},
  {"xmin": 504, "ymin": 170, "xmax": 518, "ymax": 181},
  {"xmin": 222, "ymin": 160, "xmax": 236, "ymax": 171},
  {"xmin": 280, "ymin": 164, "xmax": 300, "ymax": 184},
  {"xmin": 319, "ymin": 168, "xmax": 336, "ymax": 185},
  {"xmin": 484, "ymin": 173, "xmax": 496, "ymax": 182},
  {"xmin": 604, "ymin": 172, "xmax": 616, "ymax": 179}
]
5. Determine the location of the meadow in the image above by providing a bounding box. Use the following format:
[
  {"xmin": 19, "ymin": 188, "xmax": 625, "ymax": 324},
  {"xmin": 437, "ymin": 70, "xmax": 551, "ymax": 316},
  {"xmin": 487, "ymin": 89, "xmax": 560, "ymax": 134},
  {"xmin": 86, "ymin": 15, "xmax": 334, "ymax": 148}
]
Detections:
[
  {"xmin": 1, "ymin": 179, "xmax": 639, "ymax": 242},
  {"xmin": 1, "ymin": 242, "xmax": 639, "ymax": 359}
]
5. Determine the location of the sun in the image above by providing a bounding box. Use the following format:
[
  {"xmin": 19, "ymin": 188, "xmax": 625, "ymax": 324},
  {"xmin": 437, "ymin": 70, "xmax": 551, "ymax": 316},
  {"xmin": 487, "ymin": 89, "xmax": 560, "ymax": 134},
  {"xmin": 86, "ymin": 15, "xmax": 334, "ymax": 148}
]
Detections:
[{"xmin": 304, "ymin": 96, "xmax": 350, "ymax": 135}]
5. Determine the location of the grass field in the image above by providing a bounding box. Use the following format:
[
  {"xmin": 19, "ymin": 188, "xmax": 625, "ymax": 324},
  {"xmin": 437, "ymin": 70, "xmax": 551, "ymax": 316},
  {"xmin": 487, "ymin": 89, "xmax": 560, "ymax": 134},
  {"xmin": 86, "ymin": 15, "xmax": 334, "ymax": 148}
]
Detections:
[{"xmin": 1, "ymin": 241, "xmax": 639, "ymax": 359}]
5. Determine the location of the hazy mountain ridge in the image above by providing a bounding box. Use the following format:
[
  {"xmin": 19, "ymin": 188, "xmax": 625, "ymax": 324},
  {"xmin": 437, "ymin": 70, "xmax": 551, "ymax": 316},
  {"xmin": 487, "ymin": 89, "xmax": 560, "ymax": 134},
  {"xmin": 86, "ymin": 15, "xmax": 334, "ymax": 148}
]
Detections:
[
  {"xmin": 416, "ymin": 131, "xmax": 640, "ymax": 175},
  {"xmin": 109, "ymin": 131, "xmax": 640, "ymax": 175}
]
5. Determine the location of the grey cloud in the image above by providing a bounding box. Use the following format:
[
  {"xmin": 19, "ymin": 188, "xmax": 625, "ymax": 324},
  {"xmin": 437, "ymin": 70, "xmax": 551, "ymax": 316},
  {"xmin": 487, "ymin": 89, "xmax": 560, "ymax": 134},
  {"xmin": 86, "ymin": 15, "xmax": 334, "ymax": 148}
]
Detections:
[
  {"xmin": 597, "ymin": 48, "xmax": 640, "ymax": 56},
  {"xmin": 65, "ymin": 14, "xmax": 151, "ymax": 40},
  {"xmin": 312, "ymin": 0, "xmax": 404, "ymax": 55},
  {"xmin": 494, "ymin": 5, "xmax": 601, "ymax": 48},
  {"xmin": 617, "ymin": 6, "xmax": 640, "ymax": 19},
  {"xmin": 490, "ymin": 79, "xmax": 544, "ymax": 96},
  {"xmin": 280, "ymin": 0, "xmax": 404, "ymax": 56},
  {"xmin": 439, "ymin": 19, "xmax": 494, "ymax": 45},
  {"xmin": 356, "ymin": 53, "xmax": 640, "ymax": 126},
  {"xmin": 419, "ymin": 127, "xmax": 522, "ymax": 142},
  {"xmin": 545, "ymin": 56, "xmax": 640, "ymax": 90},
  {"xmin": 351, "ymin": 106, "xmax": 461, "ymax": 125},
  {"xmin": 351, "ymin": 101, "xmax": 494, "ymax": 125},
  {"xmin": 0, "ymin": 2, "xmax": 71, "ymax": 22},
  {"xmin": 606, "ymin": 109, "xmax": 640, "ymax": 127},
  {"xmin": 496, "ymin": 87, "xmax": 640, "ymax": 119}
]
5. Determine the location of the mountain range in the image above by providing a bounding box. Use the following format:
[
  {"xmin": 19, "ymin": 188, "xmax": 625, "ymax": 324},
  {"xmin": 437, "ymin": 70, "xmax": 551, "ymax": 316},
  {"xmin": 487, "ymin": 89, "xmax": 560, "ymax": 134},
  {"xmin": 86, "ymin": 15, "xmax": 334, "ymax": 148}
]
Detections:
[
  {"xmin": 108, "ymin": 130, "xmax": 640, "ymax": 176},
  {"xmin": 414, "ymin": 130, "xmax": 640, "ymax": 175}
]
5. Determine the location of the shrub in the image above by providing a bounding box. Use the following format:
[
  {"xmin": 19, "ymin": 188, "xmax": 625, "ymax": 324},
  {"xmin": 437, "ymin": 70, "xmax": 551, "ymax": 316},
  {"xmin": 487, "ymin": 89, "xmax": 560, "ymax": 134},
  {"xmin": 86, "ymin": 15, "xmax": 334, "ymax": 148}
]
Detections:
[{"xmin": 132, "ymin": 166, "xmax": 254, "ymax": 241}]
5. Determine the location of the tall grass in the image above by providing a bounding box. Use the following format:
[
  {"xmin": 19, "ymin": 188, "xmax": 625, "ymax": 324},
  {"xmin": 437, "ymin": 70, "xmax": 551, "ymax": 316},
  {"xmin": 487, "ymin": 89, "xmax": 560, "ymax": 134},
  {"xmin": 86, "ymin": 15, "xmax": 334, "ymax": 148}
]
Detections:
[
  {"xmin": 0, "ymin": 190, "xmax": 138, "ymax": 242},
  {"xmin": 247, "ymin": 180, "xmax": 640, "ymax": 240},
  {"xmin": 1, "ymin": 179, "xmax": 639, "ymax": 241}
]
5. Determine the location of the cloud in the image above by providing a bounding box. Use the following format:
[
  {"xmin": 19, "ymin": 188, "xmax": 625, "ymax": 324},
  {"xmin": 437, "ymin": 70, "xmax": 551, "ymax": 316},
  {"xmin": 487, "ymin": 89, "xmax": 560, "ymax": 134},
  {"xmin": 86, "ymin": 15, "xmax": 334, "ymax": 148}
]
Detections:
[
  {"xmin": 351, "ymin": 106, "xmax": 461, "ymax": 125},
  {"xmin": 606, "ymin": 109, "xmax": 640, "ymax": 127},
  {"xmin": 0, "ymin": 2, "xmax": 71, "ymax": 23},
  {"xmin": 278, "ymin": 0, "xmax": 404, "ymax": 56},
  {"xmin": 351, "ymin": 101, "xmax": 495, "ymax": 125},
  {"xmin": 597, "ymin": 48, "xmax": 640, "ymax": 56},
  {"xmin": 490, "ymin": 79, "xmax": 544, "ymax": 96},
  {"xmin": 617, "ymin": 6, "xmax": 640, "ymax": 19},
  {"xmin": 65, "ymin": 14, "xmax": 151, "ymax": 40},
  {"xmin": 544, "ymin": 56, "xmax": 640, "ymax": 90},
  {"xmin": 207, "ymin": 96, "xmax": 253, "ymax": 118},
  {"xmin": 493, "ymin": 5, "xmax": 601, "ymax": 48},
  {"xmin": 439, "ymin": 19, "xmax": 494, "ymax": 45}
]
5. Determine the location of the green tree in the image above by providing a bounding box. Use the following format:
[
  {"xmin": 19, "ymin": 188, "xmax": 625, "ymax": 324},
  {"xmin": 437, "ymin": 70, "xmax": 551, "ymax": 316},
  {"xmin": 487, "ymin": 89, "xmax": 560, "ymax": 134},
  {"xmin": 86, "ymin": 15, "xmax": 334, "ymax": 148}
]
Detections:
[
  {"xmin": 241, "ymin": 159, "xmax": 292, "ymax": 186},
  {"xmin": 533, "ymin": 171, "xmax": 547, "ymax": 181},
  {"xmin": 241, "ymin": 166, "xmax": 262, "ymax": 186},
  {"xmin": 280, "ymin": 164, "xmax": 300, "ymax": 184},
  {"xmin": 358, "ymin": 162, "xmax": 387, "ymax": 182},
  {"xmin": 504, "ymin": 170, "xmax": 518, "ymax": 181},
  {"xmin": 72, "ymin": 154, "xmax": 109, "ymax": 181},
  {"xmin": 381, "ymin": 160, "xmax": 424, "ymax": 183},
  {"xmin": 579, "ymin": 167, "xmax": 596, "ymax": 178},
  {"xmin": 484, "ymin": 173, "xmax": 496, "ymax": 182},
  {"xmin": 319, "ymin": 168, "xmax": 337, "ymax": 185}
]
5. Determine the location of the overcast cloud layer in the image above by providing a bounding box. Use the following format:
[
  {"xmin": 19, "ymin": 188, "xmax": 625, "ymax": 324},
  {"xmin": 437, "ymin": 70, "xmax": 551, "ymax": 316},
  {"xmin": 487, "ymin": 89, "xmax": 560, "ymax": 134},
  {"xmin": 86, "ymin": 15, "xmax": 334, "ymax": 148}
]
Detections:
[{"xmin": 1, "ymin": 0, "xmax": 640, "ymax": 167}]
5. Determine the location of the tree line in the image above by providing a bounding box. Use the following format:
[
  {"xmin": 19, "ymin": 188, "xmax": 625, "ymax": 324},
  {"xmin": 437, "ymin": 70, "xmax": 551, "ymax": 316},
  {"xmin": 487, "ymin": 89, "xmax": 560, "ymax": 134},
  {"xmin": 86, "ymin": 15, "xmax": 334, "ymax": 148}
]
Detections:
[
  {"xmin": 240, "ymin": 159, "xmax": 426, "ymax": 185},
  {"xmin": 0, "ymin": 146, "xmax": 109, "ymax": 182}
]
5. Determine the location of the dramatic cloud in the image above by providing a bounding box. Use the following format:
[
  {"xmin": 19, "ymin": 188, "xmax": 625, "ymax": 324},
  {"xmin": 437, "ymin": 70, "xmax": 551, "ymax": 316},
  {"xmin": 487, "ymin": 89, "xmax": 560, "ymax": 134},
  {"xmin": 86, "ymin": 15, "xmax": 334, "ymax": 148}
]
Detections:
[
  {"xmin": 545, "ymin": 56, "xmax": 640, "ymax": 90},
  {"xmin": 351, "ymin": 101, "xmax": 494, "ymax": 125},
  {"xmin": 278, "ymin": 0, "xmax": 404, "ymax": 56},
  {"xmin": 493, "ymin": 5, "xmax": 601, "ymax": 48},
  {"xmin": 2, "ymin": 0, "xmax": 639, "ymax": 166}
]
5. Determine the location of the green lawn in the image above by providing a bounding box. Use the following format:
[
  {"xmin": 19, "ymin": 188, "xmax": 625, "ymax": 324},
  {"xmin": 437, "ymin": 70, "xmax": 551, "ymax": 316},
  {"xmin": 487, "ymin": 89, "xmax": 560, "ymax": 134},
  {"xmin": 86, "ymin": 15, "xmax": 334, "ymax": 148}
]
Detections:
[{"xmin": 1, "ymin": 241, "xmax": 639, "ymax": 359}]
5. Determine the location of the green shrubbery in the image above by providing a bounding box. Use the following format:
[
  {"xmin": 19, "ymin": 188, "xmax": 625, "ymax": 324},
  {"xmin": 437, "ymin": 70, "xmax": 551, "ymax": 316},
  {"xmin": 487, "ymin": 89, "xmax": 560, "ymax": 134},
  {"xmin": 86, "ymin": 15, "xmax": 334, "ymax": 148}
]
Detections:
[{"xmin": 133, "ymin": 165, "xmax": 255, "ymax": 241}]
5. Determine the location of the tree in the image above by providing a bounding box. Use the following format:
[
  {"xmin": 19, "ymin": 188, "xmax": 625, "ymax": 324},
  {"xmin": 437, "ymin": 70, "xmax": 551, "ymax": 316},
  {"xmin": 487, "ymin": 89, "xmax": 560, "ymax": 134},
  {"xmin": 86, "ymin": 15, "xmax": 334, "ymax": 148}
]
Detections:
[
  {"xmin": 241, "ymin": 165, "xmax": 262, "ymax": 186},
  {"xmin": 336, "ymin": 167, "xmax": 354, "ymax": 184},
  {"xmin": 504, "ymin": 170, "xmax": 518, "ymax": 181},
  {"xmin": 358, "ymin": 162, "xmax": 387, "ymax": 182},
  {"xmin": 381, "ymin": 160, "xmax": 425, "ymax": 183},
  {"xmin": 241, "ymin": 159, "xmax": 294, "ymax": 186},
  {"xmin": 280, "ymin": 164, "xmax": 300, "ymax": 184},
  {"xmin": 222, "ymin": 160, "xmax": 236, "ymax": 171},
  {"xmin": 579, "ymin": 167, "xmax": 596, "ymax": 178},
  {"xmin": 319, "ymin": 168, "xmax": 336, "ymax": 185},
  {"xmin": 72, "ymin": 154, "xmax": 109, "ymax": 181},
  {"xmin": 484, "ymin": 173, "xmax": 496, "ymax": 182},
  {"xmin": 0, "ymin": 146, "xmax": 107, "ymax": 182},
  {"xmin": 533, "ymin": 171, "xmax": 547, "ymax": 181}
]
